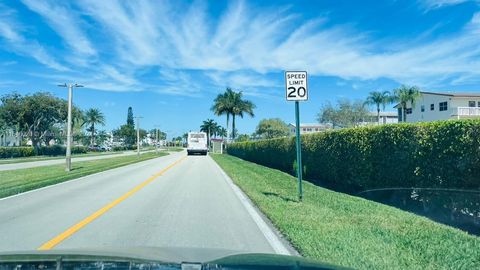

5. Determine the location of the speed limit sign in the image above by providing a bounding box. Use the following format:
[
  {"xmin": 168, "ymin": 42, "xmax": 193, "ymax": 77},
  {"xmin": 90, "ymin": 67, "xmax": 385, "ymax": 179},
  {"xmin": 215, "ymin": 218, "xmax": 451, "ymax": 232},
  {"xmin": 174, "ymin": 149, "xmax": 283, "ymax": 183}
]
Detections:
[{"xmin": 285, "ymin": 71, "xmax": 308, "ymax": 101}]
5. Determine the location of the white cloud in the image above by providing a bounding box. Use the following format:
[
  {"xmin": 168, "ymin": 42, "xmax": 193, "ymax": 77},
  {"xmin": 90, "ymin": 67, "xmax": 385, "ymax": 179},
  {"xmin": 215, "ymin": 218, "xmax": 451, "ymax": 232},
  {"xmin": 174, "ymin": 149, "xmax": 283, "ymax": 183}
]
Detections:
[
  {"xmin": 3, "ymin": 0, "xmax": 480, "ymax": 93},
  {"xmin": 21, "ymin": 0, "xmax": 96, "ymax": 57},
  {"xmin": 420, "ymin": 0, "xmax": 475, "ymax": 10}
]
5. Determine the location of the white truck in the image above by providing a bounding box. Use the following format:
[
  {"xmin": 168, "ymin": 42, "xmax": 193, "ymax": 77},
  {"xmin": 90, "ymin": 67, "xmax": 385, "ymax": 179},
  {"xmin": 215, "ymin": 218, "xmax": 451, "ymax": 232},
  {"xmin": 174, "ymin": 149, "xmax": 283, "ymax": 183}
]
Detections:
[{"xmin": 187, "ymin": 132, "xmax": 208, "ymax": 155}]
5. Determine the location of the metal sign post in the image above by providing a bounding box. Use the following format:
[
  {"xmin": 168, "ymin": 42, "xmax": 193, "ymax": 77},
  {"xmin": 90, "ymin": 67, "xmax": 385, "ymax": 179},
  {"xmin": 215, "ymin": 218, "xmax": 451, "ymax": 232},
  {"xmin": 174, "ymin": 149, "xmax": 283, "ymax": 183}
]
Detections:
[{"xmin": 285, "ymin": 71, "xmax": 308, "ymax": 201}]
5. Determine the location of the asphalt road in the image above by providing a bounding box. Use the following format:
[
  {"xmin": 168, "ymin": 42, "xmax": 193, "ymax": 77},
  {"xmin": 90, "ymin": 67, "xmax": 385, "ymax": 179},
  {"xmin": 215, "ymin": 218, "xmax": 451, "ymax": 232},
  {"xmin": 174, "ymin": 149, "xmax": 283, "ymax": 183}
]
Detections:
[
  {"xmin": 0, "ymin": 150, "xmax": 157, "ymax": 171},
  {"xmin": 0, "ymin": 151, "xmax": 286, "ymax": 255}
]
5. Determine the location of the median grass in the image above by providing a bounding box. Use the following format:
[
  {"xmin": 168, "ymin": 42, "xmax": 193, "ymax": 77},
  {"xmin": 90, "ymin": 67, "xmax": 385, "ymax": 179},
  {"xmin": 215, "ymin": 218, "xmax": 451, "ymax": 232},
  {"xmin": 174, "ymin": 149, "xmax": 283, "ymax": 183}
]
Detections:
[
  {"xmin": 0, "ymin": 151, "xmax": 124, "ymax": 165},
  {"xmin": 0, "ymin": 151, "xmax": 168, "ymax": 199},
  {"xmin": 211, "ymin": 154, "xmax": 480, "ymax": 270}
]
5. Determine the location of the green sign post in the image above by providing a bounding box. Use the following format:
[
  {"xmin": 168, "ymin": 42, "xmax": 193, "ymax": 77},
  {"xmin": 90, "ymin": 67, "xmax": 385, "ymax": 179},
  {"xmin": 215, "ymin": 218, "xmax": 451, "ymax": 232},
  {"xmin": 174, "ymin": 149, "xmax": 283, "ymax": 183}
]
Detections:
[{"xmin": 285, "ymin": 71, "xmax": 308, "ymax": 201}]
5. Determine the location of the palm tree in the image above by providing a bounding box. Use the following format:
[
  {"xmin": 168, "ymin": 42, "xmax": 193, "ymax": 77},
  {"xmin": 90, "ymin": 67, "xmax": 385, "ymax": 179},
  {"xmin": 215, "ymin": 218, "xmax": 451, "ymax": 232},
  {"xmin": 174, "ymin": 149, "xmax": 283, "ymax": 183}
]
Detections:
[
  {"xmin": 200, "ymin": 119, "xmax": 218, "ymax": 147},
  {"xmin": 217, "ymin": 127, "xmax": 227, "ymax": 139},
  {"xmin": 365, "ymin": 90, "xmax": 391, "ymax": 124},
  {"xmin": 392, "ymin": 85, "xmax": 421, "ymax": 122},
  {"xmin": 82, "ymin": 108, "xmax": 106, "ymax": 145},
  {"xmin": 230, "ymin": 91, "xmax": 255, "ymax": 140},
  {"xmin": 211, "ymin": 88, "xmax": 234, "ymax": 139}
]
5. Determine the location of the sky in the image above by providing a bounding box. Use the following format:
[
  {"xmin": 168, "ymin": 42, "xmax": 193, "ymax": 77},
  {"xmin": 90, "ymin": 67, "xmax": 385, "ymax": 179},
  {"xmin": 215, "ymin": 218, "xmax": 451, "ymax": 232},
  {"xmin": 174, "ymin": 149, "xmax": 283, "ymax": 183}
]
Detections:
[{"xmin": 0, "ymin": 0, "xmax": 479, "ymax": 138}]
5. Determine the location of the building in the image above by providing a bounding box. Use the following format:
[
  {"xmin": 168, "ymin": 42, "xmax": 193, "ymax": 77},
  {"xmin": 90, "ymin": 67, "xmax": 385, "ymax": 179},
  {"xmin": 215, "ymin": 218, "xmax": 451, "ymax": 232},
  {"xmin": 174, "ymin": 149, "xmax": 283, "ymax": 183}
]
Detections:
[
  {"xmin": 364, "ymin": 111, "xmax": 399, "ymax": 125},
  {"xmin": 289, "ymin": 123, "xmax": 333, "ymax": 135},
  {"xmin": 0, "ymin": 129, "xmax": 20, "ymax": 146},
  {"xmin": 395, "ymin": 91, "xmax": 480, "ymax": 123}
]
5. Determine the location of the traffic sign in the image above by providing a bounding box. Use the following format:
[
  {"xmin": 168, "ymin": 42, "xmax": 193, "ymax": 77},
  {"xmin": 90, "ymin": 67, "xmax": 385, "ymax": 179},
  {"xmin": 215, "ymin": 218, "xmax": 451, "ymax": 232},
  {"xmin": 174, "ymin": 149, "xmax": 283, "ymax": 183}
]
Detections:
[{"xmin": 285, "ymin": 71, "xmax": 308, "ymax": 101}]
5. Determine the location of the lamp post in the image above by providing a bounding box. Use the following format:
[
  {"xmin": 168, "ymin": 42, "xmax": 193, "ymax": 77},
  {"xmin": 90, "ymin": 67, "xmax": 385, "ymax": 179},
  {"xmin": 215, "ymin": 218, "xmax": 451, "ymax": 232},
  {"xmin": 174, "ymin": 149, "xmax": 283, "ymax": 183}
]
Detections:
[
  {"xmin": 58, "ymin": 83, "xmax": 83, "ymax": 172},
  {"xmin": 134, "ymin": 116, "xmax": 143, "ymax": 157}
]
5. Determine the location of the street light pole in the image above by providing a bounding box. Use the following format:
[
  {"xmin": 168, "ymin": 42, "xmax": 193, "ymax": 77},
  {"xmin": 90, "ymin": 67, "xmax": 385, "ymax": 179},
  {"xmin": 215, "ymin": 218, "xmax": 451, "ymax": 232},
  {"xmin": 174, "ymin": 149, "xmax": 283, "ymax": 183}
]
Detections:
[
  {"xmin": 134, "ymin": 116, "xmax": 143, "ymax": 157},
  {"xmin": 154, "ymin": 125, "xmax": 161, "ymax": 153},
  {"xmin": 58, "ymin": 83, "xmax": 83, "ymax": 172}
]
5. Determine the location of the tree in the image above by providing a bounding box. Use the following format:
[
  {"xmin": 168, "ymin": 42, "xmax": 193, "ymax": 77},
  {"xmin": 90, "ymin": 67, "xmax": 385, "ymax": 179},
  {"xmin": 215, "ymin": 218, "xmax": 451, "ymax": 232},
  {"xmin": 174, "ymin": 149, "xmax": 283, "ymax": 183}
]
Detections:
[
  {"xmin": 113, "ymin": 107, "xmax": 137, "ymax": 146},
  {"xmin": 365, "ymin": 91, "xmax": 391, "ymax": 124},
  {"xmin": 112, "ymin": 124, "xmax": 135, "ymax": 146},
  {"xmin": 230, "ymin": 90, "xmax": 255, "ymax": 140},
  {"xmin": 82, "ymin": 108, "xmax": 106, "ymax": 145},
  {"xmin": 200, "ymin": 119, "xmax": 218, "ymax": 147},
  {"xmin": 0, "ymin": 92, "xmax": 75, "ymax": 152},
  {"xmin": 236, "ymin": 134, "xmax": 250, "ymax": 142},
  {"xmin": 211, "ymin": 88, "xmax": 256, "ymax": 140},
  {"xmin": 211, "ymin": 88, "xmax": 234, "ymax": 139},
  {"xmin": 392, "ymin": 85, "xmax": 421, "ymax": 122},
  {"xmin": 317, "ymin": 99, "xmax": 369, "ymax": 128},
  {"xmin": 255, "ymin": 118, "xmax": 290, "ymax": 139},
  {"xmin": 127, "ymin": 107, "xmax": 134, "ymax": 126},
  {"xmin": 217, "ymin": 127, "xmax": 227, "ymax": 139}
]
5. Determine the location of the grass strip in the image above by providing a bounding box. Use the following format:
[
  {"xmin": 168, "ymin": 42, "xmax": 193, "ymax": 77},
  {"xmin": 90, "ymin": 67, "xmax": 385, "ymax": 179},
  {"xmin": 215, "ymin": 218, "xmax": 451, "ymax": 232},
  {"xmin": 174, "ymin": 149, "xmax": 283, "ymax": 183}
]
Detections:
[
  {"xmin": 0, "ymin": 151, "xmax": 124, "ymax": 165},
  {"xmin": 211, "ymin": 154, "xmax": 480, "ymax": 270},
  {"xmin": 0, "ymin": 152, "xmax": 168, "ymax": 199}
]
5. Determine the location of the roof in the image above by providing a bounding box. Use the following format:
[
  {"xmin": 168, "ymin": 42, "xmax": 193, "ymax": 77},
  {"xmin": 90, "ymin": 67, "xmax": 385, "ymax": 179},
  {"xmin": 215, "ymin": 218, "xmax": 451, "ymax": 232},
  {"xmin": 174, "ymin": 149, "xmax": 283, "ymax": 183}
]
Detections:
[
  {"xmin": 420, "ymin": 91, "xmax": 480, "ymax": 97},
  {"xmin": 288, "ymin": 123, "xmax": 332, "ymax": 128},
  {"xmin": 368, "ymin": 111, "xmax": 397, "ymax": 117}
]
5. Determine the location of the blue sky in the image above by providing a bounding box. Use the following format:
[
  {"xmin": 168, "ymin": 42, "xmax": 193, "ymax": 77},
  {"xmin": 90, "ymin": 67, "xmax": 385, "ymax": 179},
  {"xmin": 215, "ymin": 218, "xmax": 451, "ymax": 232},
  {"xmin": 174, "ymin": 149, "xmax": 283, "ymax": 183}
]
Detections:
[{"xmin": 0, "ymin": 0, "xmax": 479, "ymax": 138}]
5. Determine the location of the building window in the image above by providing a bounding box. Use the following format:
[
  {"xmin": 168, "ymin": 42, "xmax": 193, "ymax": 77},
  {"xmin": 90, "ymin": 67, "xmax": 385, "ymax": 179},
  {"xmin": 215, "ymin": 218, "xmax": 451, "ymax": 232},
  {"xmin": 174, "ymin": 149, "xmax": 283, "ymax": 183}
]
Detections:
[
  {"xmin": 469, "ymin": 101, "xmax": 476, "ymax": 107},
  {"xmin": 421, "ymin": 105, "xmax": 425, "ymax": 112},
  {"xmin": 439, "ymin": 101, "xmax": 448, "ymax": 111},
  {"xmin": 478, "ymin": 101, "xmax": 480, "ymax": 107},
  {"xmin": 302, "ymin": 128, "xmax": 306, "ymax": 131},
  {"xmin": 430, "ymin": 104, "xmax": 434, "ymax": 110},
  {"xmin": 398, "ymin": 108, "xmax": 403, "ymax": 122},
  {"xmin": 406, "ymin": 108, "xmax": 412, "ymax": 114}
]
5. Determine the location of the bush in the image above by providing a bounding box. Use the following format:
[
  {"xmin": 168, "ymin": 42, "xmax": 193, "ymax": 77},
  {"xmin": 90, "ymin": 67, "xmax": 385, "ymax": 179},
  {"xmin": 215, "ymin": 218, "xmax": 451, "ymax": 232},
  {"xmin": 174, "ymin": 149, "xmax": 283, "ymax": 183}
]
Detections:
[
  {"xmin": 36, "ymin": 145, "xmax": 88, "ymax": 156},
  {"xmin": 227, "ymin": 120, "xmax": 480, "ymax": 193},
  {"xmin": 112, "ymin": 145, "xmax": 136, "ymax": 152},
  {"xmin": 0, "ymin": 145, "xmax": 88, "ymax": 158},
  {"xmin": 0, "ymin": 147, "xmax": 35, "ymax": 158}
]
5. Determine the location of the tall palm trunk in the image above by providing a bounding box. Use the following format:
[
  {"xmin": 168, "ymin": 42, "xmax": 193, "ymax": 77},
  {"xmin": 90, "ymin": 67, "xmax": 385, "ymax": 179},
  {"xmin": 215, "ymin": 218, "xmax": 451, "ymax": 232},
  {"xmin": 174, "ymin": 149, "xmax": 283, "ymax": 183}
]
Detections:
[
  {"xmin": 91, "ymin": 123, "xmax": 95, "ymax": 145},
  {"xmin": 226, "ymin": 113, "xmax": 230, "ymax": 140},
  {"xmin": 377, "ymin": 104, "xmax": 380, "ymax": 124},
  {"xmin": 232, "ymin": 114, "xmax": 236, "ymax": 140}
]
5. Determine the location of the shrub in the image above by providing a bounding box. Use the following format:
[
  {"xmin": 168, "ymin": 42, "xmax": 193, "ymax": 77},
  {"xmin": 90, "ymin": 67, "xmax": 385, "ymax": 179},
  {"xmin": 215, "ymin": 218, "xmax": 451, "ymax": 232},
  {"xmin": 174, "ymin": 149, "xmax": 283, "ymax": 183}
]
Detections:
[
  {"xmin": 227, "ymin": 120, "xmax": 480, "ymax": 193},
  {"xmin": 0, "ymin": 147, "xmax": 35, "ymax": 158}
]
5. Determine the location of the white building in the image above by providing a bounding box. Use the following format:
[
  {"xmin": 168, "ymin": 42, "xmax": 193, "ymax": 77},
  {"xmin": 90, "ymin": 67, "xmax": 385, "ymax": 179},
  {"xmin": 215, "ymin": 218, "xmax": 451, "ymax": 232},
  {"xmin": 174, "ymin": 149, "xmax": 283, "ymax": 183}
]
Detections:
[
  {"xmin": 395, "ymin": 91, "xmax": 480, "ymax": 123},
  {"xmin": 0, "ymin": 129, "xmax": 20, "ymax": 146},
  {"xmin": 289, "ymin": 123, "xmax": 333, "ymax": 135},
  {"xmin": 364, "ymin": 111, "xmax": 399, "ymax": 125}
]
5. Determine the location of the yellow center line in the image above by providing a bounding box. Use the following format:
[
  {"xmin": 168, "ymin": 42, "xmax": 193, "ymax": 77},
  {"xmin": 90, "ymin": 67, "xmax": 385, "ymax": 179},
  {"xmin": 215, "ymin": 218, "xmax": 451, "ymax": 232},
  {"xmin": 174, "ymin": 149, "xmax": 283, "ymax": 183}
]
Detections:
[{"xmin": 37, "ymin": 156, "xmax": 187, "ymax": 250}]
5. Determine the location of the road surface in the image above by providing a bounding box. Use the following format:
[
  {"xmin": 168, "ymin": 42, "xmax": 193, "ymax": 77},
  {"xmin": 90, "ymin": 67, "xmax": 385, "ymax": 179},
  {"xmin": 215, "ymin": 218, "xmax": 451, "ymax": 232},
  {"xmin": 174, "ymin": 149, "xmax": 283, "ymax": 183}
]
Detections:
[
  {"xmin": 0, "ymin": 151, "xmax": 287, "ymax": 255},
  {"xmin": 0, "ymin": 150, "xmax": 158, "ymax": 171}
]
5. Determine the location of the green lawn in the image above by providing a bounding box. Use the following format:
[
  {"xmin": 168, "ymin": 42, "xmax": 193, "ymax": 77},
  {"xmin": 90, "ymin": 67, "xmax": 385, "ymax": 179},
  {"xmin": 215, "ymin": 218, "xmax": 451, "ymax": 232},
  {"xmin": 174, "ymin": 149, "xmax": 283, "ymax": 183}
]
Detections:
[
  {"xmin": 0, "ymin": 151, "xmax": 124, "ymax": 165},
  {"xmin": 211, "ymin": 154, "xmax": 480, "ymax": 270},
  {"xmin": 0, "ymin": 152, "xmax": 168, "ymax": 199}
]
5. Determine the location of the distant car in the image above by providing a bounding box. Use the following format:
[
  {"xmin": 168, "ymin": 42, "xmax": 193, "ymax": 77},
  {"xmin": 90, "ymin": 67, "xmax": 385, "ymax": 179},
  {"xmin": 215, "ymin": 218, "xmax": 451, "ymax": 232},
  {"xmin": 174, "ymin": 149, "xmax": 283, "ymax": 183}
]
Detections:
[
  {"xmin": 88, "ymin": 145, "xmax": 105, "ymax": 152},
  {"xmin": 187, "ymin": 132, "xmax": 208, "ymax": 155}
]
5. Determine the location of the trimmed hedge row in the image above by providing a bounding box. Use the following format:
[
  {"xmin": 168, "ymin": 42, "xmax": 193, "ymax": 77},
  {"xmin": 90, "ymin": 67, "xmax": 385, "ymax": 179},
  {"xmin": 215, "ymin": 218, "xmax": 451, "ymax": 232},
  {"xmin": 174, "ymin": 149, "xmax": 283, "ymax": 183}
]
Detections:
[
  {"xmin": 0, "ymin": 145, "xmax": 88, "ymax": 158},
  {"xmin": 227, "ymin": 120, "xmax": 480, "ymax": 193}
]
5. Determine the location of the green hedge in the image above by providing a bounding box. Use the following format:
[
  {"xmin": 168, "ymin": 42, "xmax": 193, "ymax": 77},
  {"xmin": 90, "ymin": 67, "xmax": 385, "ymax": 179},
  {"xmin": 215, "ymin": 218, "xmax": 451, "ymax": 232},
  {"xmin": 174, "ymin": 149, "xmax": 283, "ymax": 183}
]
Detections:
[
  {"xmin": 0, "ymin": 145, "xmax": 88, "ymax": 158},
  {"xmin": 0, "ymin": 147, "xmax": 35, "ymax": 158},
  {"xmin": 227, "ymin": 120, "xmax": 480, "ymax": 193}
]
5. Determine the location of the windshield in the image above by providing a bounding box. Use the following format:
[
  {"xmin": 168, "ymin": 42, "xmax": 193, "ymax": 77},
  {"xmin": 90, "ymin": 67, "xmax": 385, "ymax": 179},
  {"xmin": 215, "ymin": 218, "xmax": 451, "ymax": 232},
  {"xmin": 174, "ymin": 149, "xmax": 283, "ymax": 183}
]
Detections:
[{"xmin": 0, "ymin": 1, "xmax": 479, "ymax": 269}]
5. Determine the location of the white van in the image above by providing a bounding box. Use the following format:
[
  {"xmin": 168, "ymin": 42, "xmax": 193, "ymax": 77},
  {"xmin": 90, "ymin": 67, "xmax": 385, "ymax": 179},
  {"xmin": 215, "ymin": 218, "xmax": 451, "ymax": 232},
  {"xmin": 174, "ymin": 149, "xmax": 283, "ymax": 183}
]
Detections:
[{"xmin": 187, "ymin": 132, "xmax": 208, "ymax": 155}]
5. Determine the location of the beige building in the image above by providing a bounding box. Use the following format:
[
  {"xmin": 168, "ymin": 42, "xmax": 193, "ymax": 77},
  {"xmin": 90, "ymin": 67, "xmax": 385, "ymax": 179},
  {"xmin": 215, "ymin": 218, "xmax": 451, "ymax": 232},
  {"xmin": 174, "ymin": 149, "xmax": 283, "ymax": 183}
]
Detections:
[{"xmin": 395, "ymin": 91, "xmax": 480, "ymax": 122}]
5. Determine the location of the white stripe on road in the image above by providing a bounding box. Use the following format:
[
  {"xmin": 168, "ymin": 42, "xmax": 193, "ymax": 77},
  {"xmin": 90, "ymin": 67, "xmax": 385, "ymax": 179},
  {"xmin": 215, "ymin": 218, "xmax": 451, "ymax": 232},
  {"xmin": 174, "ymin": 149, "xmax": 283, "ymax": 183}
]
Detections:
[{"xmin": 210, "ymin": 155, "xmax": 293, "ymax": 255}]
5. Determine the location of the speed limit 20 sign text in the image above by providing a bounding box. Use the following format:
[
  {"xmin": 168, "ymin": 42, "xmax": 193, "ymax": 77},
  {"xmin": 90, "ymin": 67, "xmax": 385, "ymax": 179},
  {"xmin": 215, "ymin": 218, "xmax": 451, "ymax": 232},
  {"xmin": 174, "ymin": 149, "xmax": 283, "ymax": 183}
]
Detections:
[{"xmin": 285, "ymin": 71, "xmax": 308, "ymax": 101}]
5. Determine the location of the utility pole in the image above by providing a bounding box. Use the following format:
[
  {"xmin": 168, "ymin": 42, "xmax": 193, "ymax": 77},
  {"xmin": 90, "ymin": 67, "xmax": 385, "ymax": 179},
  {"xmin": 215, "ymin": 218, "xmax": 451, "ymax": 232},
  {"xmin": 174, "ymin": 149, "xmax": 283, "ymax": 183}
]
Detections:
[
  {"xmin": 58, "ymin": 83, "xmax": 83, "ymax": 172},
  {"xmin": 134, "ymin": 116, "xmax": 143, "ymax": 157},
  {"xmin": 154, "ymin": 125, "xmax": 161, "ymax": 153}
]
